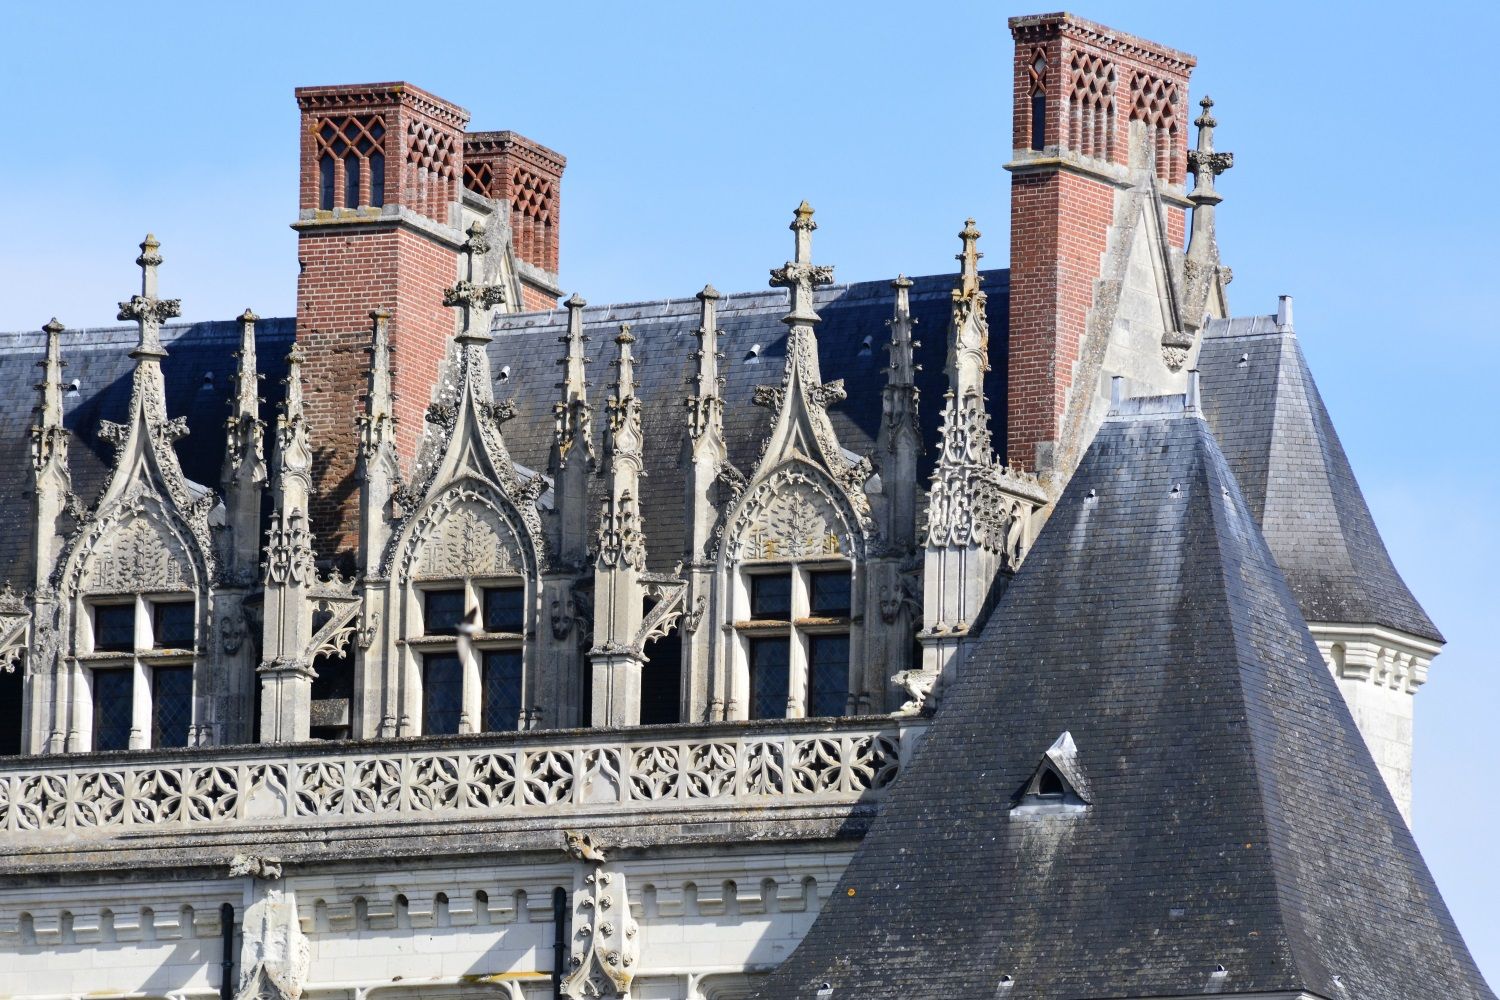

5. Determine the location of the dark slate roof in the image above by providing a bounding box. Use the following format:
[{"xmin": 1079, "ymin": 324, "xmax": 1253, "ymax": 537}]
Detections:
[
  {"xmin": 486, "ymin": 271, "xmax": 1008, "ymax": 571},
  {"xmin": 1199, "ymin": 315, "xmax": 1442, "ymax": 643},
  {"xmin": 754, "ymin": 401, "xmax": 1491, "ymax": 1000},
  {"xmin": 0, "ymin": 320, "xmax": 295, "ymax": 590}
]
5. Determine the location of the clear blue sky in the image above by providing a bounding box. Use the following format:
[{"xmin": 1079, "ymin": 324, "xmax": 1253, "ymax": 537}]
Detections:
[{"xmin": 5, "ymin": 0, "xmax": 1497, "ymax": 981}]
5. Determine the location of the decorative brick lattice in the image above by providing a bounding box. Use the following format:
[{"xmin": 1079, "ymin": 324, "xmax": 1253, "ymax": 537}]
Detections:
[
  {"xmin": 1068, "ymin": 51, "xmax": 1115, "ymax": 161},
  {"xmin": 463, "ymin": 160, "xmax": 497, "ymax": 199},
  {"xmin": 313, "ymin": 115, "xmax": 386, "ymax": 211},
  {"xmin": 1130, "ymin": 71, "xmax": 1180, "ymax": 182},
  {"xmin": 405, "ymin": 120, "xmax": 460, "ymax": 220}
]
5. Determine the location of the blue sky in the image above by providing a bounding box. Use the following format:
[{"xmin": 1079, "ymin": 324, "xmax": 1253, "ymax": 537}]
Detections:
[{"xmin": 5, "ymin": 0, "xmax": 1498, "ymax": 981}]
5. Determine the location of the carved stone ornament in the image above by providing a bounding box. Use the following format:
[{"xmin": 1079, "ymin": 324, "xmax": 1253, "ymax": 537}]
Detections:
[
  {"xmin": 726, "ymin": 467, "xmax": 855, "ymax": 563},
  {"xmin": 413, "ymin": 500, "xmax": 522, "ymax": 581},
  {"xmin": 597, "ymin": 491, "xmax": 646, "ymax": 573},
  {"xmin": 263, "ymin": 510, "xmax": 317, "ymax": 587},
  {"xmin": 82, "ymin": 510, "xmax": 194, "ymax": 595},
  {"xmin": 236, "ymin": 887, "xmax": 310, "ymax": 1000},
  {"xmin": 562, "ymin": 831, "xmax": 639, "ymax": 1000},
  {"xmin": 0, "ymin": 585, "xmax": 29, "ymax": 674},
  {"xmin": 393, "ymin": 483, "xmax": 536, "ymax": 585}
]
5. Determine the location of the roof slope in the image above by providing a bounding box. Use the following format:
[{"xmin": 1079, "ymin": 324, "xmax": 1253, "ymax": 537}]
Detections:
[
  {"xmin": 485, "ymin": 270, "xmax": 1008, "ymax": 570},
  {"xmin": 1200, "ymin": 314, "xmax": 1441, "ymax": 642},
  {"xmin": 0, "ymin": 319, "xmax": 294, "ymax": 590},
  {"xmin": 754, "ymin": 401, "xmax": 1490, "ymax": 1000}
]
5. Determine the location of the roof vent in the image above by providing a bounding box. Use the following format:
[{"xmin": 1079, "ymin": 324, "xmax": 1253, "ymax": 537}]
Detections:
[
  {"xmin": 1012, "ymin": 732, "xmax": 1091, "ymax": 814},
  {"xmin": 497, "ymin": 364, "xmax": 511, "ymax": 383},
  {"xmin": 858, "ymin": 334, "xmax": 874, "ymax": 357},
  {"xmin": 815, "ymin": 984, "xmax": 833, "ymax": 998},
  {"xmin": 201, "ymin": 371, "xmax": 214, "ymax": 392},
  {"xmin": 66, "ymin": 378, "xmax": 81, "ymax": 398},
  {"xmin": 745, "ymin": 343, "xmax": 762, "ymax": 364}
]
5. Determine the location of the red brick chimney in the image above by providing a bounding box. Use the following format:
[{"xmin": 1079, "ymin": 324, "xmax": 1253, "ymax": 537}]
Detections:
[
  {"xmin": 1005, "ymin": 14, "xmax": 1195, "ymax": 477},
  {"xmin": 293, "ymin": 82, "xmax": 470, "ymax": 556},
  {"xmin": 464, "ymin": 131, "xmax": 566, "ymax": 311}
]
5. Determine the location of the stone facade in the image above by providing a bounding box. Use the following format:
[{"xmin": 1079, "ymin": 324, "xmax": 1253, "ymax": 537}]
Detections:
[{"xmin": 0, "ymin": 12, "xmax": 1448, "ymax": 1000}]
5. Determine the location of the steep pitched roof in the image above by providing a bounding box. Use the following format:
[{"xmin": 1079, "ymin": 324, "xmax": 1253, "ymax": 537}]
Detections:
[
  {"xmin": 484, "ymin": 270, "xmax": 1008, "ymax": 571},
  {"xmin": 0, "ymin": 319, "xmax": 294, "ymax": 590},
  {"xmin": 754, "ymin": 400, "xmax": 1490, "ymax": 1000},
  {"xmin": 1199, "ymin": 314, "xmax": 1441, "ymax": 642}
]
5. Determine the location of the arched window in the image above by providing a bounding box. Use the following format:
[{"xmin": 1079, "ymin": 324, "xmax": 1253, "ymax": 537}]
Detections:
[
  {"xmin": 319, "ymin": 154, "xmax": 335, "ymax": 211},
  {"xmin": 1028, "ymin": 51, "xmax": 1049, "ymax": 152},
  {"xmin": 343, "ymin": 155, "xmax": 361, "ymax": 209},
  {"xmin": 369, "ymin": 151, "xmax": 385, "ymax": 207}
]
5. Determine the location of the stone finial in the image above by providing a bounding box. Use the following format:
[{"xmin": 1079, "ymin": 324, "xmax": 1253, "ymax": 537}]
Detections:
[
  {"xmin": 117, "ymin": 234, "xmax": 181, "ymax": 359},
  {"xmin": 687, "ymin": 284, "xmax": 726, "ymax": 451},
  {"xmin": 445, "ymin": 221, "xmax": 505, "ymax": 342},
  {"xmin": 613, "ymin": 324, "xmax": 637, "ymax": 394},
  {"xmin": 232, "ymin": 310, "xmax": 262, "ymax": 418},
  {"xmin": 770, "ymin": 202, "xmax": 835, "ymax": 328},
  {"xmin": 886, "ymin": 275, "xmax": 918, "ymax": 387},
  {"xmin": 1187, "ymin": 96, "xmax": 1234, "ymax": 201},
  {"xmin": 956, "ymin": 219, "xmax": 984, "ymax": 299}
]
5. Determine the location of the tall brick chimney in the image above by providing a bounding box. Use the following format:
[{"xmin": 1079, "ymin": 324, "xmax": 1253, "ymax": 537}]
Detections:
[
  {"xmin": 1005, "ymin": 14, "xmax": 1195, "ymax": 478},
  {"xmin": 293, "ymin": 82, "xmax": 470, "ymax": 557},
  {"xmin": 464, "ymin": 132, "xmax": 566, "ymax": 311}
]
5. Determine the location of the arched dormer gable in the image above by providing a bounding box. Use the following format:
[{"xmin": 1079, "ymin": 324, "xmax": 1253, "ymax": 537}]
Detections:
[
  {"xmin": 387, "ymin": 223, "xmax": 548, "ymax": 578},
  {"xmin": 734, "ymin": 204, "xmax": 876, "ymax": 553},
  {"xmin": 63, "ymin": 235, "xmax": 217, "ymax": 599},
  {"xmin": 393, "ymin": 480, "xmax": 538, "ymax": 589},
  {"xmin": 720, "ymin": 460, "xmax": 864, "ymax": 569}
]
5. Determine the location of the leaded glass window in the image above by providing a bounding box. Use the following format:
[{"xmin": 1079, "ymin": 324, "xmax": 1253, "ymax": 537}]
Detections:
[
  {"xmin": 423, "ymin": 653, "xmax": 463, "ymax": 736},
  {"xmin": 152, "ymin": 666, "xmax": 193, "ymax": 748}
]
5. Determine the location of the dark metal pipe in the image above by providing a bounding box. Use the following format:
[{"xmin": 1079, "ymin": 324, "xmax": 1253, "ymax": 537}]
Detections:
[
  {"xmin": 219, "ymin": 902, "xmax": 235, "ymax": 1000},
  {"xmin": 551, "ymin": 886, "xmax": 568, "ymax": 1000}
]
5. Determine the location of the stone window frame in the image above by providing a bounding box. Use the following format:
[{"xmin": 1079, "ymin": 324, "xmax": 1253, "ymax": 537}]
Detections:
[
  {"xmin": 405, "ymin": 575, "xmax": 528, "ymax": 736},
  {"xmin": 77, "ymin": 593, "xmax": 197, "ymax": 751},
  {"xmin": 732, "ymin": 557, "xmax": 854, "ymax": 721}
]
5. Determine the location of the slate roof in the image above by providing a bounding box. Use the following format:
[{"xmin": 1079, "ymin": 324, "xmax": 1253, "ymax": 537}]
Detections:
[
  {"xmin": 1199, "ymin": 315, "xmax": 1442, "ymax": 642},
  {"xmin": 0, "ymin": 319, "xmax": 294, "ymax": 591},
  {"xmin": 482, "ymin": 271, "xmax": 1009, "ymax": 571},
  {"xmin": 753, "ymin": 400, "xmax": 1491, "ymax": 1000}
]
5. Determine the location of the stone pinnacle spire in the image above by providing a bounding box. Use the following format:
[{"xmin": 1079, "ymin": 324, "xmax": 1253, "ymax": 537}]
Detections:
[
  {"xmin": 358, "ymin": 310, "xmax": 397, "ymax": 465},
  {"xmin": 600, "ymin": 323, "xmax": 645, "ymax": 570},
  {"xmin": 31, "ymin": 318, "xmax": 70, "ymax": 478},
  {"xmin": 552, "ymin": 293, "xmax": 596, "ymax": 472},
  {"xmin": 223, "ymin": 309, "xmax": 267, "ymax": 490},
  {"xmin": 116, "ymin": 234, "xmax": 180, "ymax": 359},
  {"xmin": 956, "ymin": 218, "xmax": 983, "ymax": 300},
  {"xmin": 275, "ymin": 343, "xmax": 313, "ymax": 490},
  {"xmin": 688, "ymin": 284, "xmax": 724, "ymax": 433},
  {"xmin": 947, "ymin": 219, "xmax": 991, "ymax": 403},
  {"xmin": 885, "ymin": 275, "xmax": 918, "ymax": 389}
]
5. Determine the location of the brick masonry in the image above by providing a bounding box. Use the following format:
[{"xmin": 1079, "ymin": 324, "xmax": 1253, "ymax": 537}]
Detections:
[{"xmin": 1005, "ymin": 13, "xmax": 1194, "ymax": 474}]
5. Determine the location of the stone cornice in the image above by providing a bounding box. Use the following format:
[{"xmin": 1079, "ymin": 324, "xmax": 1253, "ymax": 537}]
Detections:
[{"xmin": 291, "ymin": 205, "xmax": 466, "ymax": 250}]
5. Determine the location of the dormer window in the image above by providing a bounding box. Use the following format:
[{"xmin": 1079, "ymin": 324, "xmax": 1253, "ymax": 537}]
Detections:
[
  {"xmin": 83, "ymin": 595, "xmax": 197, "ymax": 751},
  {"xmin": 413, "ymin": 578, "xmax": 528, "ymax": 736},
  {"xmin": 738, "ymin": 563, "xmax": 854, "ymax": 720},
  {"xmin": 1013, "ymin": 731, "xmax": 1091, "ymax": 814}
]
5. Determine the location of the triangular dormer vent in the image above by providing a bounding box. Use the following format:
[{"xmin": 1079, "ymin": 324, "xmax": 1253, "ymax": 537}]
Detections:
[{"xmin": 1013, "ymin": 731, "xmax": 1091, "ymax": 813}]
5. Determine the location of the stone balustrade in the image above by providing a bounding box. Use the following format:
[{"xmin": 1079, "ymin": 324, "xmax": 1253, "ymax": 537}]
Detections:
[{"xmin": 0, "ymin": 717, "xmax": 923, "ymax": 838}]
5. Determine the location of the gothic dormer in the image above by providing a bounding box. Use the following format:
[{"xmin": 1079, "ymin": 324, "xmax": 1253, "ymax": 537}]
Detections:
[
  {"xmin": 44, "ymin": 237, "xmax": 219, "ymax": 752},
  {"xmin": 708, "ymin": 204, "xmax": 876, "ymax": 722},
  {"xmin": 373, "ymin": 225, "xmax": 549, "ymax": 738}
]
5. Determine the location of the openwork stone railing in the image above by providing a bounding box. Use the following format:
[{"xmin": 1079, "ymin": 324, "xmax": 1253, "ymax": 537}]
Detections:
[{"xmin": 0, "ymin": 718, "xmax": 923, "ymax": 835}]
